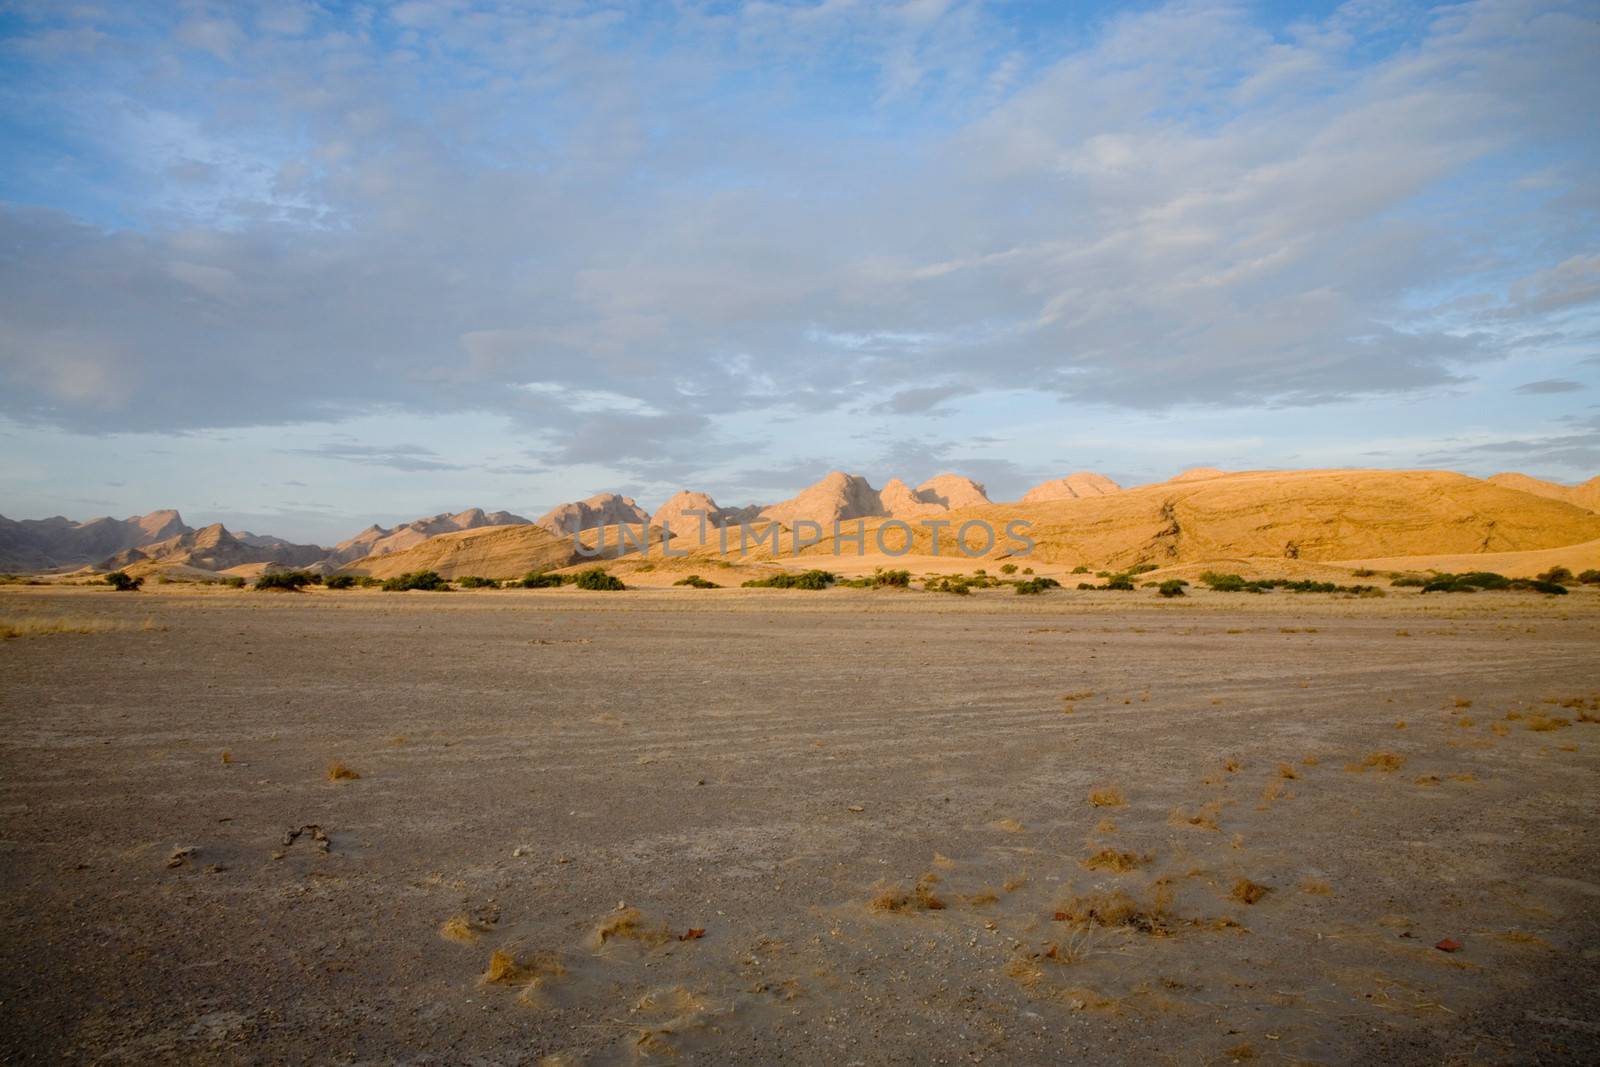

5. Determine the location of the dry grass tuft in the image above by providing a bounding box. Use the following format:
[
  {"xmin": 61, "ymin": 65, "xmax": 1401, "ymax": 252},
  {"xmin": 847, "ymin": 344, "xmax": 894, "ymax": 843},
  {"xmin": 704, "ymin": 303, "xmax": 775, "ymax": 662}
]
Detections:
[
  {"xmin": 441, "ymin": 915, "xmax": 485, "ymax": 944},
  {"xmin": 1345, "ymin": 751, "xmax": 1406, "ymax": 773},
  {"xmin": 1453, "ymin": 697, "xmax": 1473, "ymax": 709},
  {"xmin": 870, "ymin": 873, "xmax": 946, "ymax": 913},
  {"xmin": 1490, "ymin": 721, "xmax": 1510, "ymax": 736},
  {"xmin": 326, "ymin": 761, "xmax": 361, "ymax": 781},
  {"xmin": 1300, "ymin": 754, "xmax": 1320, "ymax": 766},
  {"xmin": 220, "ymin": 750, "xmax": 233, "ymax": 765},
  {"xmin": 1393, "ymin": 720, "xmax": 1407, "ymax": 729},
  {"xmin": 0, "ymin": 615, "xmax": 127, "ymax": 640},
  {"xmin": 991, "ymin": 818, "xmax": 1026, "ymax": 833},
  {"xmin": 1088, "ymin": 786, "xmax": 1124, "ymax": 808},
  {"xmin": 1223, "ymin": 758, "xmax": 1241, "ymax": 773},
  {"xmin": 1299, "ymin": 878, "xmax": 1333, "ymax": 896},
  {"xmin": 593, "ymin": 907, "xmax": 674, "ymax": 948},
  {"xmin": 1230, "ymin": 878, "xmax": 1271, "ymax": 905},
  {"xmin": 1169, "ymin": 801, "xmax": 1222, "ymax": 831},
  {"xmin": 1525, "ymin": 715, "xmax": 1571, "ymax": 732},
  {"xmin": 1457, "ymin": 717, "xmax": 1474, "ymax": 728},
  {"xmin": 1277, "ymin": 763, "xmax": 1298, "ymax": 779},
  {"xmin": 1094, "ymin": 818, "xmax": 1117, "ymax": 834},
  {"xmin": 1414, "ymin": 774, "xmax": 1441, "ymax": 786},
  {"xmin": 1081, "ymin": 848, "xmax": 1148, "ymax": 874},
  {"xmin": 1052, "ymin": 883, "xmax": 1174, "ymax": 935},
  {"xmin": 482, "ymin": 949, "xmax": 565, "ymax": 986}
]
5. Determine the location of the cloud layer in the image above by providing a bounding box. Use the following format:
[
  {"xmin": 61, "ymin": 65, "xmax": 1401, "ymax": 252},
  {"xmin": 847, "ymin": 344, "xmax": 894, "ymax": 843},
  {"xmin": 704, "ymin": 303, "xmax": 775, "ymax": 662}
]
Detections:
[{"xmin": 1, "ymin": 0, "xmax": 1597, "ymax": 514}]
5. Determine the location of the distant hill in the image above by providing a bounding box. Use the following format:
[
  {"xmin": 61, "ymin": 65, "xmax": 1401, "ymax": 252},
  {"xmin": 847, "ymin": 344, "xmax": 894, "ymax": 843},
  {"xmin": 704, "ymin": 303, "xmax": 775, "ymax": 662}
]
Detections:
[
  {"xmin": 340, "ymin": 524, "xmax": 578, "ymax": 580},
  {"xmin": 782, "ymin": 469, "xmax": 1600, "ymax": 568},
  {"xmin": 0, "ymin": 509, "xmax": 191, "ymax": 570},
  {"xmin": 328, "ymin": 508, "xmax": 530, "ymax": 564},
  {"xmin": 535, "ymin": 494, "xmax": 650, "ymax": 535},
  {"xmin": 104, "ymin": 523, "xmax": 325, "ymax": 575},
  {"xmin": 1019, "ymin": 472, "xmax": 1122, "ymax": 504},
  {"xmin": 1486, "ymin": 472, "xmax": 1600, "ymax": 514}
]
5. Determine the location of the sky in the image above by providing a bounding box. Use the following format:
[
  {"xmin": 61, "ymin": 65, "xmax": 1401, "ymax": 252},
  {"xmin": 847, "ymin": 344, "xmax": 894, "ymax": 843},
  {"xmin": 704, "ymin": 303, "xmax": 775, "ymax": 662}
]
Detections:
[{"xmin": 0, "ymin": 0, "xmax": 1596, "ymax": 544}]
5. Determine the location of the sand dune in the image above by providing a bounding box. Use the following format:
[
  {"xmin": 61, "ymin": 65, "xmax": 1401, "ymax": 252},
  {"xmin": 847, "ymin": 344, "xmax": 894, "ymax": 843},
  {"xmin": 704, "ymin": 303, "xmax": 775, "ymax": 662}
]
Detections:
[
  {"xmin": 1487, "ymin": 472, "xmax": 1600, "ymax": 513},
  {"xmin": 1018, "ymin": 471, "xmax": 1121, "ymax": 503},
  {"xmin": 342, "ymin": 524, "xmax": 579, "ymax": 580},
  {"xmin": 772, "ymin": 469, "xmax": 1600, "ymax": 568}
]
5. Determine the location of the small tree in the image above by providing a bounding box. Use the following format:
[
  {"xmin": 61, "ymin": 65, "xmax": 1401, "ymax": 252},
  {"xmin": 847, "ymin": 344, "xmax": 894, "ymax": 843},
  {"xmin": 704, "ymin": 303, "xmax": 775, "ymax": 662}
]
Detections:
[
  {"xmin": 573, "ymin": 567, "xmax": 625, "ymax": 591},
  {"xmin": 325, "ymin": 574, "xmax": 356, "ymax": 589},
  {"xmin": 105, "ymin": 570, "xmax": 142, "ymax": 592}
]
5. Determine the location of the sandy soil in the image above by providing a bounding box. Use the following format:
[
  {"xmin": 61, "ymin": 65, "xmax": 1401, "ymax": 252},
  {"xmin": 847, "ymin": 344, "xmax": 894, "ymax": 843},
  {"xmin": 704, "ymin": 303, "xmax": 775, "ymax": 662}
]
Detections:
[{"xmin": 2, "ymin": 585, "xmax": 1598, "ymax": 1065}]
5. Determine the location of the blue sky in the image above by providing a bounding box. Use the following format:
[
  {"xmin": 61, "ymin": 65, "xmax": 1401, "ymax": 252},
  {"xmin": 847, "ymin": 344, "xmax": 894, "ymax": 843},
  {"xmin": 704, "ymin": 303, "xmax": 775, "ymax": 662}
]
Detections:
[{"xmin": 1, "ymin": 0, "xmax": 1596, "ymax": 543}]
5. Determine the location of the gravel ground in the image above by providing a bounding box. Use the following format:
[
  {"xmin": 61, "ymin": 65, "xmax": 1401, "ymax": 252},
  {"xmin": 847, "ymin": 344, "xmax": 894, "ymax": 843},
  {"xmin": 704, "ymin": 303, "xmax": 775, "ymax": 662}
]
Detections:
[{"xmin": 2, "ymin": 585, "xmax": 1598, "ymax": 1065}]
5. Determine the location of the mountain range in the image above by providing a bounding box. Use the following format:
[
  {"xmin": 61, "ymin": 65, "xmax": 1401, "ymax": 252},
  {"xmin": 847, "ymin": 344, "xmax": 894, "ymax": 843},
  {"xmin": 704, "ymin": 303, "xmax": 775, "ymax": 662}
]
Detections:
[{"xmin": 2, "ymin": 468, "xmax": 1597, "ymax": 578}]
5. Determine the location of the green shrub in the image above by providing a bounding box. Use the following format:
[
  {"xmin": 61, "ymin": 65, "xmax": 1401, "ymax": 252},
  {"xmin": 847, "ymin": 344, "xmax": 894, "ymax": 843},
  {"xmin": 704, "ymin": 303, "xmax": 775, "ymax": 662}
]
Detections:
[
  {"xmin": 573, "ymin": 567, "xmax": 626, "ymax": 591},
  {"xmin": 1127, "ymin": 563, "xmax": 1159, "ymax": 575},
  {"xmin": 999, "ymin": 563, "xmax": 1018, "ymax": 575},
  {"xmin": 256, "ymin": 570, "xmax": 317, "ymax": 591},
  {"xmin": 324, "ymin": 574, "xmax": 356, "ymax": 590},
  {"xmin": 674, "ymin": 575, "xmax": 720, "ymax": 588},
  {"xmin": 925, "ymin": 575, "xmax": 971, "ymax": 595},
  {"xmin": 1520, "ymin": 578, "xmax": 1568, "ymax": 595},
  {"xmin": 1158, "ymin": 579, "xmax": 1187, "ymax": 597},
  {"xmin": 1022, "ymin": 567, "xmax": 1034, "ymax": 575},
  {"xmin": 1199, "ymin": 571, "xmax": 1248, "ymax": 592},
  {"xmin": 742, "ymin": 569, "xmax": 835, "ymax": 590},
  {"xmin": 1105, "ymin": 577, "xmax": 1136, "ymax": 591},
  {"xmin": 457, "ymin": 575, "xmax": 500, "ymax": 589},
  {"xmin": 842, "ymin": 568, "xmax": 912, "ymax": 589},
  {"xmin": 382, "ymin": 570, "xmax": 450, "ymax": 592},
  {"xmin": 105, "ymin": 570, "xmax": 142, "ymax": 592},
  {"xmin": 1352, "ymin": 568, "xmax": 1376, "ymax": 577},
  {"xmin": 1389, "ymin": 575, "xmax": 1427, "ymax": 587},
  {"xmin": 1538, "ymin": 566, "xmax": 1573, "ymax": 584},
  {"xmin": 1070, "ymin": 565, "xmax": 1089, "ymax": 574},
  {"xmin": 1576, "ymin": 569, "xmax": 1600, "ymax": 585},
  {"xmin": 519, "ymin": 571, "xmax": 565, "ymax": 588},
  {"xmin": 1014, "ymin": 576, "xmax": 1061, "ymax": 595}
]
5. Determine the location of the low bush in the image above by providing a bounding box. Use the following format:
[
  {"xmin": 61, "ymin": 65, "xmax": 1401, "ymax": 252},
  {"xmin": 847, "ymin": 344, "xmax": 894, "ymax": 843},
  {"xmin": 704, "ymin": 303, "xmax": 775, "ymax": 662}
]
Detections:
[
  {"xmin": 674, "ymin": 575, "xmax": 720, "ymax": 588},
  {"xmin": 456, "ymin": 575, "xmax": 500, "ymax": 589},
  {"xmin": 324, "ymin": 574, "xmax": 356, "ymax": 590},
  {"xmin": 842, "ymin": 568, "xmax": 911, "ymax": 589},
  {"xmin": 925, "ymin": 575, "xmax": 972, "ymax": 595},
  {"xmin": 1158, "ymin": 579, "xmax": 1187, "ymax": 597},
  {"xmin": 105, "ymin": 570, "xmax": 142, "ymax": 592},
  {"xmin": 1538, "ymin": 566, "xmax": 1573, "ymax": 584},
  {"xmin": 382, "ymin": 570, "xmax": 450, "ymax": 592},
  {"xmin": 1070, "ymin": 565, "xmax": 1090, "ymax": 574},
  {"xmin": 1577, "ymin": 569, "xmax": 1600, "ymax": 585},
  {"xmin": 1105, "ymin": 576, "xmax": 1136, "ymax": 591},
  {"xmin": 518, "ymin": 571, "xmax": 565, "ymax": 588},
  {"xmin": 1014, "ymin": 576, "xmax": 1061, "ymax": 595},
  {"xmin": 573, "ymin": 567, "xmax": 626, "ymax": 591},
  {"xmin": 999, "ymin": 563, "xmax": 1018, "ymax": 575},
  {"xmin": 743, "ymin": 569, "xmax": 835, "ymax": 590},
  {"xmin": 1389, "ymin": 575, "xmax": 1427, "ymax": 587},
  {"xmin": 256, "ymin": 570, "xmax": 318, "ymax": 591},
  {"xmin": 1127, "ymin": 563, "xmax": 1159, "ymax": 575}
]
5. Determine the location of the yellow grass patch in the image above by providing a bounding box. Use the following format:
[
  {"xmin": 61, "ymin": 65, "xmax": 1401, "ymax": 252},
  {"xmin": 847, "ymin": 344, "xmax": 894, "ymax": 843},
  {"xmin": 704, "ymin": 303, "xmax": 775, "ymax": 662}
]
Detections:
[
  {"xmin": 870, "ymin": 873, "xmax": 946, "ymax": 913},
  {"xmin": 593, "ymin": 907, "xmax": 674, "ymax": 948},
  {"xmin": 0, "ymin": 615, "xmax": 127, "ymax": 639},
  {"xmin": 1169, "ymin": 801, "xmax": 1222, "ymax": 831},
  {"xmin": 326, "ymin": 761, "xmax": 361, "ymax": 781},
  {"xmin": 1277, "ymin": 763, "xmax": 1298, "ymax": 779},
  {"xmin": 1230, "ymin": 878, "xmax": 1271, "ymax": 905},
  {"xmin": 440, "ymin": 915, "xmax": 485, "ymax": 944},
  {"xmin": 1088, "ymin": 787, "xmax": 1124, "ymax": 808},
  {"xmin": 1525, "ymin": 715, "xmax": 1570, "ymax": 732},
  {"xmin": 1081, "ymin": 848, "xmax": 1148, "ymax": 874},
  {"xmin": 991, "ymin": 818, "xmax": 1026, "ymax": 833},
  {"xmin": 1299, "ymin": 878, "xmax": 1333, "ymax": 896},
  {"xmin": 1345, "ymin": 752, "xmax": 1406, "ymax": 773}
]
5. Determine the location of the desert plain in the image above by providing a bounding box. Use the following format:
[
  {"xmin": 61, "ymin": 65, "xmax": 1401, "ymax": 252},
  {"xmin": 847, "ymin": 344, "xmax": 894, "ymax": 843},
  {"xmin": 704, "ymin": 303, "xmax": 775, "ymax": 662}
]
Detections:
[{"xmin": 2, "ymin": 581, "xmax": 1597, "ymax": 1065}]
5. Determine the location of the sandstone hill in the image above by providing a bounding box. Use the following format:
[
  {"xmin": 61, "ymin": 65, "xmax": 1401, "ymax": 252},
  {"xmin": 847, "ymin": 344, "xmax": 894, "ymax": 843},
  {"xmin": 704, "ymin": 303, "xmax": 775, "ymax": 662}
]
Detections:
[
  {"xmin": 328, "ymin": 508, "xmax": 529, "ymax": 564},
  {"xmin": 0, "ymin": 508, "xmax": 190, "ymax": 570},
  {"xmin": 1486, "ymin": 472, "xmax": 1600, "ymax": 514},
  {"xmin": 103, "ymin": 523, "xmax": 325, "ymax": 575},
  {"xmin": 1019, "ymin": 472, "xmax": 1122, "ymax": 503},
  {"xmin": 535, "ymin": 493, "xmax": 650, "ymax": 535},
  {"xmin": 786, "ymin": 469, "xmax": 1600, "ymax": 568},
  {"xmin": 757, "ymin": 471, "xmax": 990, "ymax": 527},
  {"xmin": 341, "ymin": 524, "xmax": 578, "ymax": 580}
]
